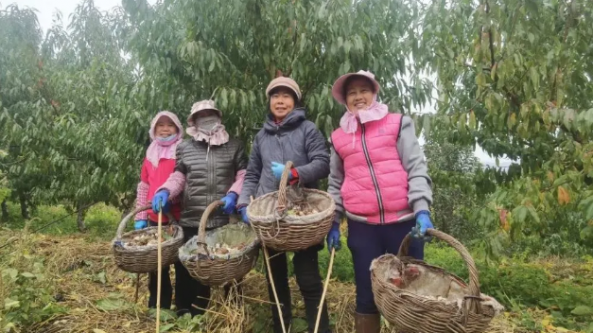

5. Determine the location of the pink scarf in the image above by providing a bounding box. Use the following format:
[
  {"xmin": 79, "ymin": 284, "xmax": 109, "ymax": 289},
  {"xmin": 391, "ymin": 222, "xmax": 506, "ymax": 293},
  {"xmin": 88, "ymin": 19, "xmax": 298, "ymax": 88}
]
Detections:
[
  {"xmin": 186, "ymin": 124, "xmax": 230, "ymax": 146},
  {"xmin": 339, "ymin": 94, "xmax": 389, "ymax": 134},
  {"xmin": 146, "ymin": 111, "xmax": 184, "ymax": 168}
]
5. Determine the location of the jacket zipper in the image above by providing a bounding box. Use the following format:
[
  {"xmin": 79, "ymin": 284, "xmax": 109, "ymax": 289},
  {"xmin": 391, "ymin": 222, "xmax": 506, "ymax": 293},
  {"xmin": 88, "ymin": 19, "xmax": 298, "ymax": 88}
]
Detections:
[
  {"xmin": 360, "ymin": 123, "xmax": 385, "ymax": 224},
  {"xmin": 207, "ymin": 143, "xmax": 213, "ymax": 224}
]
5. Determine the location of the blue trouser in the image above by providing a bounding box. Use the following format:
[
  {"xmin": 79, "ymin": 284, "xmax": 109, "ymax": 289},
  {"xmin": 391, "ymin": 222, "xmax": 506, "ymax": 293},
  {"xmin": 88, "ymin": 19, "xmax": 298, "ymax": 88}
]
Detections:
[{"xmin": 347, "ymin": 219, "xmax": 424, "ymax": 314}]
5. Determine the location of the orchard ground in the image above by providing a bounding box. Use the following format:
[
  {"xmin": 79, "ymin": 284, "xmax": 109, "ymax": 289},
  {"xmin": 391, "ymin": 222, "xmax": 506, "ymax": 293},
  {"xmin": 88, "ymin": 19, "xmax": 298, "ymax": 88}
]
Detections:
[{"xmin": 1, "ymin": 203, "xmax": 592, "ymax": 333}]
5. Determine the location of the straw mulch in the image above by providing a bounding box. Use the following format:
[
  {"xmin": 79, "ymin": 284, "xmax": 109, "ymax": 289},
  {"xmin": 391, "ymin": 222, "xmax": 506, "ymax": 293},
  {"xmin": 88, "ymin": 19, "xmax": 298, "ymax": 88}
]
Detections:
[{"xmin": 0, "ymin": 231, "xmax": 571, "ymax": 333}]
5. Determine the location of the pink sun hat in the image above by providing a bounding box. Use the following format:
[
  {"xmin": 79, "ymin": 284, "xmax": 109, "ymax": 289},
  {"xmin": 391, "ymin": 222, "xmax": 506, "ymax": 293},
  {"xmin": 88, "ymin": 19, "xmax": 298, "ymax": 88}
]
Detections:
[{"xmin": 331, "ymin": 70, "xmax": 381, "ymax": 105}]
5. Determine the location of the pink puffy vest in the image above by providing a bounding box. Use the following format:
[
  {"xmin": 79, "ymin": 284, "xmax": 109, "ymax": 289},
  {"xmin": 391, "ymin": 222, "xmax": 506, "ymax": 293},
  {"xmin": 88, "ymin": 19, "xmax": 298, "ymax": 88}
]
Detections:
[{"xmin": 331, "ymin": 113, "xmax": 413, "ymax": 224}]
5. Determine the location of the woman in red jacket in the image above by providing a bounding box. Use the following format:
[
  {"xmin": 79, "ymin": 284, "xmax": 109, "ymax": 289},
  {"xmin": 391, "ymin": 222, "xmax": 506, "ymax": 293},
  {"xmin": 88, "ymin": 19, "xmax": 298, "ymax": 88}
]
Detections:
[{"xmin": 133, "ymin": 110, "xmax": 184, "ymax": 310}]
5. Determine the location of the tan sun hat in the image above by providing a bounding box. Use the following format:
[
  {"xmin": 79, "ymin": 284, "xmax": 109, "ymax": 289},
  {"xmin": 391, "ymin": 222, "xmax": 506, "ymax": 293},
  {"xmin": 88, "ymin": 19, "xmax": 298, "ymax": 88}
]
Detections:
[
  {"xmin": 331, "ymin": 70, "xmax": 381, "ymax": 105},
  {"xmin": 187, "ymin": 99, "xmax": 222, "ymax": 125},
  {"xmin": 265, "ymin": 76, "xmax": 302, "ymax": 101}
]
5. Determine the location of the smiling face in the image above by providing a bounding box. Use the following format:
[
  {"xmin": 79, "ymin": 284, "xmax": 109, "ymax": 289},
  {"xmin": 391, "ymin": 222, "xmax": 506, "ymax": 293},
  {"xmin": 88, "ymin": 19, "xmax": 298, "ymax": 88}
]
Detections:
[
  {"xmin": 269, "ymin": 87, "xmax": 296, "ymax": 121},
  {"xmin": 345, "ymin": 77, "xmax": 375, "ymax": 113},
  {"xmin": 154, "ymin": 116, "xmax": 178, "ymax": 138}
]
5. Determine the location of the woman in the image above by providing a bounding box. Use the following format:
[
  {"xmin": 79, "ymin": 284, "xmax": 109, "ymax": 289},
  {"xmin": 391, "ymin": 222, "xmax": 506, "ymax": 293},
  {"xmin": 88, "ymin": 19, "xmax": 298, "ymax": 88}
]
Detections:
[
  {"xmin": 151, "ymin": 99, "xmax": 248, "ymax": 317},
  {"xmin": 326, "ymin": 70, "xmax": 433, "ymax": 333},
  {"xmin": 237, "ymin": 77, "xmax": 332, "ymax": 333},
  {"xmin": 133, "ymin": 110, "xmax": 183, "ymax": 310}
]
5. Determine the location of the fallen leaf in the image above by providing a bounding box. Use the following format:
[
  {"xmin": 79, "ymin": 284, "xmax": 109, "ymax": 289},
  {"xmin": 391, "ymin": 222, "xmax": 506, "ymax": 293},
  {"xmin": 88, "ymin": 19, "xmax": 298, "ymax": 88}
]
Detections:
[
  {"xmin": 93, "ymin": 329, "xmax": 107, "ymax": 333},
  {"xmin": 558, "ymin": 186, "xmax": 570, "ymax": 205}
]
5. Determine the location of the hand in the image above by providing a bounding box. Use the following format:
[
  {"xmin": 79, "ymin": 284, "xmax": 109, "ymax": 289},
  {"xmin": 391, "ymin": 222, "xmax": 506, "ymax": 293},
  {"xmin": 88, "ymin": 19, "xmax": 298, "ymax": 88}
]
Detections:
[
  {"xmin": 221, "ymin": 192, "xmax": 238, "ymax": 215},
  {"xmin": 152, "ymin": 190, "xmax": 170, "ymax": 214},
  {"xmin": 238, "ymin": 206, "xmax": 249, "ymax": 224},
  {"xmin": 411, "ymin": 210, "xmax": 433, "ymax": 242},
  {"xmin": 271, "ymin": 162, "xmax": 293, "ymax": 181},
  {"xmin": 326, "ymin": 221, "xmax": 341, "ymax": 253},
  {"xmin": 134, "ymin": 220, "xmax": 148, "ymax": 230}
]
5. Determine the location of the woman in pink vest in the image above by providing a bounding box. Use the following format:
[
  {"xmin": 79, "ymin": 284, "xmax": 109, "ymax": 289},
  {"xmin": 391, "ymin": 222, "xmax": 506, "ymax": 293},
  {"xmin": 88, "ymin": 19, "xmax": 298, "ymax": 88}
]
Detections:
[{"xmin": 326, "ymin": 70, "xmax": 434, "ymax": 333}]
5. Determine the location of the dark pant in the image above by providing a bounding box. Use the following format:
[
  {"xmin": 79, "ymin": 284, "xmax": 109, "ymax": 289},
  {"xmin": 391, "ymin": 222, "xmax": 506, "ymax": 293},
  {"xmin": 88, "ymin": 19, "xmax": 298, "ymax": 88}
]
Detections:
[
  {"xmin": 266, "ymin": 244, "xmax": 330, "ymax": 333},
  {"xmin": 347, "ymin": 219, "xmax": 424, "ymax": 314},
  {"xmin": 148, "ymin": 223, "xmax": 236, "ymax": 316}
]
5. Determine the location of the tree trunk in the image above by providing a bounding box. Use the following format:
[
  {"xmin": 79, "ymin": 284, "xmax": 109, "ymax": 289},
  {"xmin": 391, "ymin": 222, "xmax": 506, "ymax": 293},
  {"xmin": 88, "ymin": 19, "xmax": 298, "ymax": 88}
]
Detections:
[
  {"xmin": 77, "ymin": 202, "xmax": 87, "ymax": 232},
  {"xmin": 1, "ymin": 199, "xmax": 8, "ymax": 222},
  {"xmin": 19, "ymin": 194, "xmax": 29, "ymax": 219}
]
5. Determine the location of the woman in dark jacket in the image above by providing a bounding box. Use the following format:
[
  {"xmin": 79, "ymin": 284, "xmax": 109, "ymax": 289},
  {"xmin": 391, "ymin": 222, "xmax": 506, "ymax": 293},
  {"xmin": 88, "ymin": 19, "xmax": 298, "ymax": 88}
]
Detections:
[
  {"xmin": 237, "ymin": 77, "xmax": 332, "ymax": 333},
  {"xmin": 151, "ymin": 99, "xmax": 248, "ymax": 317}
]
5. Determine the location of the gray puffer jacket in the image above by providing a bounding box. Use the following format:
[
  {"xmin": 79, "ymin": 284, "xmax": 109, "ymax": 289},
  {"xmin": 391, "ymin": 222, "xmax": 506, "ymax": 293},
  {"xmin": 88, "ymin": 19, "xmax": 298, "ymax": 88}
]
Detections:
[
  {"xmin": 238, "ymin": 108, "xmax": 330, "ymax": 206},
  {"xmin": 176, "ymin": 138, "xmax": 247, "ymax": 228}
]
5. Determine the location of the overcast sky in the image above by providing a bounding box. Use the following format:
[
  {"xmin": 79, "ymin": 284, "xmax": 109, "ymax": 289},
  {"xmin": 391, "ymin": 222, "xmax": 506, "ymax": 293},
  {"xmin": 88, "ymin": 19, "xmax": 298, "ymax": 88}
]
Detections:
[{"xmin": 10, "ymin": 0, "xmax": 512, "ymax": 168}]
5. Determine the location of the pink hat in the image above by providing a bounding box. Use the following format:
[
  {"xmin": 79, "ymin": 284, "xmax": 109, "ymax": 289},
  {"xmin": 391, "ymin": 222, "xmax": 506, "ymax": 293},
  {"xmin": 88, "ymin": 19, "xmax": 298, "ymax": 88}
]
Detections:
[
  {"xmin": 331, "ymin": 70, "xmax": 381, "ymax": 105},
  {"xmin": 187, "ymin": 99, "xmax": 222, "ymax": 125}
]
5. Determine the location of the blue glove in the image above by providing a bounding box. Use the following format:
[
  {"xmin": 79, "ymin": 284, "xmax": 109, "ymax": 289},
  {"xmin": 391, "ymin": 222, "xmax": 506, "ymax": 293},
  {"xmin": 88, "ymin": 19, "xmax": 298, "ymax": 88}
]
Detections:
[
  {"xmin": 271, "ymin": 162, "xmax": 293, "ymax": 181},
  {"xmin": 326, "ymin": 221, "xmax": 341, "ymax": 253},
  {"xmin": 134, "ymin": 220, "xmax": 148, "ymax": 230},
  {"xmin": 152, "ymin": 190, "xmax": 170, "ymax": 214},
  {"xmin": 238, "ymin": 206, "xmax": 249, "ymax": 224},
  {"xmin": 221, "ymin": 192, "xmax": 238, "ymax": 215},
  {"xmin": 411, "ymin": 210, "xmax": 433, "ymax": 241}
]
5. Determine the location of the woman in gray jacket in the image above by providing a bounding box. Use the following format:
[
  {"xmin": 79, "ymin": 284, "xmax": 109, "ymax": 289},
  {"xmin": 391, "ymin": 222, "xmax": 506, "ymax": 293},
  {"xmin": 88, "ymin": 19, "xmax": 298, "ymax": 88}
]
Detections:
[{"xmin": 237, "ymin": 77, "xmax": 332, "ymax": 333}]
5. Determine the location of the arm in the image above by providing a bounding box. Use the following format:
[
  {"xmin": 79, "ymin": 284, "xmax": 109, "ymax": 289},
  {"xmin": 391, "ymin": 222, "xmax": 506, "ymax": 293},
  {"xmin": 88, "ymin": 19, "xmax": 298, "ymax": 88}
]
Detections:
[
  {"xmin": 156, "ymin": 143, "xmax": 187, "ymax": 199},
  {"xmin": 228, "ymin": 141, "xmax": 248, "ymax": 194},
  {"xmin": 397, "ymin": 116, "xmax": 433, "ymax": 214},
  {"xmin": 134, "ymin": 159, "xmax": 150, "ymax": 221},
  {"xmin": 238, "ymin": 135, "xmax": 263, "ymax": 206},
  {"xmin": 293, "ymin": 123, "xmax": 330, "ymax": 185},
  {"xmin": 327, "ymin": 140, "xmax": 345, "ymax": 217}
]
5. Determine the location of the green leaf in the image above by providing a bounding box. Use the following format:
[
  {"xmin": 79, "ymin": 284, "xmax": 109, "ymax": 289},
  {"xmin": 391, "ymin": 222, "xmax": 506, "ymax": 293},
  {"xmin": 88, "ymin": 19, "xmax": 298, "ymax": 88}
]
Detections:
[
  {"xmin": 20, "ymin": 272, "xmax": 35, "ymax": 278},
  {"xmin": 96, "ymin": 298, "xmax": 129, "ymax": 311},
  {"xmin": 291, "ymin": 318, "xmax": 308, "ymax": 332},
  {"xmin": 4, "ymin": 298, "xmax": 20, "ymax": 310},
  {"xmin": 2, "ymin": 268, "xmax": 18, "ymax": 280},
  {"xmin": 571, "ymin": 305, "xmax": 593, "ymax": 316},
  {"xmin": 159, "ymin": 324, "xmax": 176, "ymax": 332},
  {"xmin": 529, "ymin": 67, "xmax": 539, "ymax": 90},
  {"xmin": 512, "ymin": 206, "xmax": 528, "ymax": 223}
]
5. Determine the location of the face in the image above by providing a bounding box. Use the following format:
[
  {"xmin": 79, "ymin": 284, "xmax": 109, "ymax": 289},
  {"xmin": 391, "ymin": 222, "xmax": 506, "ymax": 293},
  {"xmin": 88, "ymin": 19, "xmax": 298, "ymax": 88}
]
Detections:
[
  {"xmin": 345, "ymin": 77, "xmax": 375, "ymax": 113},
  {"xmin": 269, "ymin": 87, "xmax": 296, "ymax": 121},
  {"xmin": 155, "ymin": 116, "xmax": 178, "ymax": 138}
]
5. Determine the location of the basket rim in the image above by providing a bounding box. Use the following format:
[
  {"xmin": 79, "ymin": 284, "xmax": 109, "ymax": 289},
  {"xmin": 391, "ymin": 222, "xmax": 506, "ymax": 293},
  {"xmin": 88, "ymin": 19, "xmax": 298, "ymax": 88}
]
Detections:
[
  {"xmin": 247, "ymin": 188, "xmax": 335, "ymax": 224},
  {"xmin": 180, "ymin": 242, "xmax": 260, "ymax": 262},
  {"xmin": 179, "ymin": 230, "xmax": 261, "ymax": 261},
  {"xmin": 112, "ymin": 225, "xmax": 184, "ymax": 252}
]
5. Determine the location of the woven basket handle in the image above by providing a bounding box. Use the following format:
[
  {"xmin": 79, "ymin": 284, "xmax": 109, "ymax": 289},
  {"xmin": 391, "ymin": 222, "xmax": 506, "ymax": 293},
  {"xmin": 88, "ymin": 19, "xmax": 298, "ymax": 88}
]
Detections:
[
  {"xmin": 398, "ymin": 228, "xmax": 481, "ymax": 310},
  {"xmin": 115, "ymin": 205, "xmax": 177, "ymax": 240},
  {"xmin": 197, "ymin": 200, "xmax": 224, "ymax": 255},
  {"xmin": 276, "ymin": 160, "xmax": 294, "ymax": 213}
]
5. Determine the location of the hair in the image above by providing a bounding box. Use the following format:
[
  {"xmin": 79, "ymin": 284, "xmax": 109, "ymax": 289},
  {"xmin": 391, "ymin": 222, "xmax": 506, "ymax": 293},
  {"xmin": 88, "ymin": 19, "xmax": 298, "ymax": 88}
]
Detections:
[
  {"xmin": 267, "ymin": 86, "xmax": 303, "ymax": 110},
  {"xmin": 342, "ymin": 75, "xmax": 376, "ymax": 98}
]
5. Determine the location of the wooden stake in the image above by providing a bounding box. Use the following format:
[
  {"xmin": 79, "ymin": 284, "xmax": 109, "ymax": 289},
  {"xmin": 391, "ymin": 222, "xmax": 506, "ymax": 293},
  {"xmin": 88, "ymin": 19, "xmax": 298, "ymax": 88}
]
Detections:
[
  {"xmin": 156, "ymin": 205, "xmax": 163, "ymax": 333},
  {"xmin": 314, "ymin": 247, "xmax": 336, "ymax": 333},
  {"xmin": 250, "ymin": 195, "xmax": 286, "ymax": 333}
]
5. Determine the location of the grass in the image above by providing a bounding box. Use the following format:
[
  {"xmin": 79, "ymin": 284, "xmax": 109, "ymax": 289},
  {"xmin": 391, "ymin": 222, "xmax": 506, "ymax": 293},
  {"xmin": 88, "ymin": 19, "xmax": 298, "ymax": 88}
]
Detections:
[
  {"xmin": 1, "ymin": 229, "xmax": 590, "ymax": 333},
  {"xmin": 1, "ymin": 202, "xmax": 592, "ymax": 332}
]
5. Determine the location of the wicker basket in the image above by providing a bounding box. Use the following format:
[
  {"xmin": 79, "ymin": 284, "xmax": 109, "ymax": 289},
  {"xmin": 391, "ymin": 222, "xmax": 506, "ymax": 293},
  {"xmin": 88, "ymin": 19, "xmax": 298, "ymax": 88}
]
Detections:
[
  {"xmin": 247, "ymin": 161, "xmax": 335, "ymax": 252},
  {"xmin": 179, "ymin": 200, "xmax": 260, "ymax": 287},
  {"xmin": 370, "ymin": 229, "xmax": 500, "ymax": 333},
  {"xmin": 112, "ymin": 205, "xmax": 184, "ymax": 274}
]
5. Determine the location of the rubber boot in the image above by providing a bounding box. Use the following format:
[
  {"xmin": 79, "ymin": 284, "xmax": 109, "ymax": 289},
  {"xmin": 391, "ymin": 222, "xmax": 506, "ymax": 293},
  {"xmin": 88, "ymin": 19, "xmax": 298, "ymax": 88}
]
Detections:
[{"xmin": 354, "ymin": 312, "xmax": 381, "ymax": 333}]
